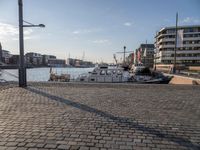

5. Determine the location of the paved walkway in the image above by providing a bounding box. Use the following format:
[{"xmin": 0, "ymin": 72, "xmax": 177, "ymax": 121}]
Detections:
[{"xmin": 0, "ymin": 83, "xmax": 200, "ymax": 150}]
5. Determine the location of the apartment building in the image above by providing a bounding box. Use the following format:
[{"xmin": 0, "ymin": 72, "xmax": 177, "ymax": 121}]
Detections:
[
  {"xmin": 25, "ymin": 52, "xmax": 43, "ymax": 66},
  {"xmin": 135, "ymin": 44, "xmax": 155, "ymax": 68},
  {"xmin": 42, "ymin": 55, "xmax": 56, "ymax": 66},
  {"xmin": 155, "ymin": 25, "xmax": 200, "ymax": 66}
]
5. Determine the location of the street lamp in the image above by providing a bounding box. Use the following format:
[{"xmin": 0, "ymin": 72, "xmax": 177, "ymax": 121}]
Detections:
[{"xmin": 18, "ymin": 0, "xmax": 45, "ymax": 87}]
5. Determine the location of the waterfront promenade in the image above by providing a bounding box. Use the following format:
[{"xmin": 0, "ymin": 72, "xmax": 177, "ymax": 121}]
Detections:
[{"xmin": 0, "ymin": 82, "xmax": 200, "ymax": 150}]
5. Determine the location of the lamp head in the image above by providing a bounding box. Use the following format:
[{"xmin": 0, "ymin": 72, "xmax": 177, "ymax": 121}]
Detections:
[{"xmin": 38, "ymin": 24, "xmax": 45, "ymax": 28}]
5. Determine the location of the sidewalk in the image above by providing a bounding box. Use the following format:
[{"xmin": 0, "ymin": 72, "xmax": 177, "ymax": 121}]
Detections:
[{"xmin": 0, "ymin": 83, "xmax": 199, "ymax": 150}]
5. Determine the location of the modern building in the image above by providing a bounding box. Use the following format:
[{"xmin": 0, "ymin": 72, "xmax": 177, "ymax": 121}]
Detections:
[
  {"xmin": 155, "ymin": 25, "xmax": 200, "ymax": 67},
  {"xmin": 68, "ymin": 58, "xmax": 94, "ymax": 68},
  {"xmin": 42, "ymin": 55, "xmax": 56, "ymax": 66},
  {"xmin": 9, "ymin": 55, "xmax": 20, "ymax": 65},
  {"xmin": 47, "ymin": 59, "xmax": 66, "ymax": 67},
  {"xmin": 2, "ymin": 50, "xmax": 12, "ymax": 64},
  {"xmin": 25, "ymin": 52, "xmax": 43, "ymax": 66},
  {"xmin": 135, "ymin": 44, "xmax": 155, "ymax": 68}
]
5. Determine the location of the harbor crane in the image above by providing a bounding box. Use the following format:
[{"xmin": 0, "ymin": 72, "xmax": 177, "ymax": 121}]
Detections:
[
  {"xmin": 116, "ymin": 46, "xmax": 134, "ymax": 65},
  {"xmin": 113, "ymin": 54, "xmax": 118, "ymax": 65}
]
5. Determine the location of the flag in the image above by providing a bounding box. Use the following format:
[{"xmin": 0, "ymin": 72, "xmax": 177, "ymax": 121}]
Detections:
[
  {"xmin": 143, "ymin": 48, "xmax": 147, "ymax": 57},
  {"xmin": 177, "ymin": 29, "xmax": 184, "ymax": 47}
]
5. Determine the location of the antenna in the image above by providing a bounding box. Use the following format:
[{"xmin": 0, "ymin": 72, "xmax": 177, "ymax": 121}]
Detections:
[{"xmin": 82, "ymin": 51, "xmax": 85, "ymax": 61}]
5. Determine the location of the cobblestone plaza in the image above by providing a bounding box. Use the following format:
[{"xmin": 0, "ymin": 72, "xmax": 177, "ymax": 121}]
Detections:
[{"xmin": 0, "ymin": 83, "xmax": 199, "ymax": 150}]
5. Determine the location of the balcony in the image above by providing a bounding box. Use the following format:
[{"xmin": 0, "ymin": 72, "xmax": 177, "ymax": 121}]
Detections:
[
  {"xmin": 159, "ymin": 45, "xmax": 175, "ymax": 49},
  {"xmin": 161, "ymin": 56, "xmax": 200, "ymax": 61},
  {"xmin": 183, "ymin": 43, "xmax": 200, "ymax": 47},
  {"xmin": 159, "ymin": 43, "xmax": 200, "ymax": 49},
  {"xmin": 158, "ymin": 38, "xmax": 175, "ymax": 44},
  {"xmin": 161, "ymin": 50, "xmax": 200, "ymax": 54},
  {"xmin": 183, "ymin": 37, "xmax": 200, "ymax": 41}
]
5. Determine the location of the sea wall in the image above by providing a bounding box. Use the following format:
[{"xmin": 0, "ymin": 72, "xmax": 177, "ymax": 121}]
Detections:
[{"xmin": 169, "ymin": 74, "xmax": 200, "ymax": 85}]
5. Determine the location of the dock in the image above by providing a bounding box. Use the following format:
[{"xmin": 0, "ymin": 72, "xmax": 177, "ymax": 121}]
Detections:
[{"xmin": 0, "ymin": 82, "xmax": 199, "ymax": 149}]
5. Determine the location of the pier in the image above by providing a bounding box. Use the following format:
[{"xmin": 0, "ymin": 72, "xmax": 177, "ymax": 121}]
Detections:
[{"xmin": 0, "ymin": 82, "xmax": 199, "ymax": 149}]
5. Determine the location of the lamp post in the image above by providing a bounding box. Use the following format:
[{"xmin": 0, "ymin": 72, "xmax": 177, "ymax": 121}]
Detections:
[
  {"xmin": 123, "ymin": 46, "xmax": 126, "ymax": 65},
  {"xmin": 18, "ymin": 0, "xmax": 45, "ymax": 87},
  {"xmin": 173, "ymin": 12, "xmax": 178, "ymax": 74}
]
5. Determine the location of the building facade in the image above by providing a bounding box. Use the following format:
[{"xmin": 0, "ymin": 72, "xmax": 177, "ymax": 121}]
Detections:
[
  {"xmin": 135, "ymin": 44, "xmax": 155, "ymax": 68},
  {"xmin": 9, "ymin": 55, "xmax": 20, "ymax": 65},
  {"xmin": 47, "ymin": 59, "xmax": 66, "ymax": 67},
  {"xmin": 25, "ymin": 52, "xmax": 43, "ymax": 66},
  {"xmin": 2, "ymin": 50, "xmax": 12, "ymax": 64},
  {"xmin": 155, "ymin": 25, "xmax": 200, "ymax": 66},
  {"xmin": 42, "ymin": 55, "xmax": 56, "ymax": 66},
  {"xmin": 68, "ymin": 58, "xmax": 94, "ymax": 68}
]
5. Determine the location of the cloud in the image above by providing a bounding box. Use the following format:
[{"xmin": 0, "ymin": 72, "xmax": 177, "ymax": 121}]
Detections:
[
  {"xmin": 72, "ymin": 28, "xmax": 102, "ymax": 35},
  {"xmin": 72, "ymin": 30, "xmax": 80, "ymax": 34},
  {"xmin": 92, "ymin": 39, "xmax": 109, "ymax": 44},
  {"xmin": 0, "ymin": 23, "xmax": 18, "ymax": 36},
  {"xmin": 72, "ymin": 29, "xmax": 93, "ymax": 35},
  {"xmin": 24, "ymin": 29, "xmax": 33, "ymax": 35},
  {"xmin": 123, "ymin": 22, "xmax": 132, "ymax": 27},
  {"xmin": 0, "ymin": 22, "xmax": 34, "ymax": 41},
  {"xmin": 182, "ymin": 17, "xmax": 200, "ymax": 24}
]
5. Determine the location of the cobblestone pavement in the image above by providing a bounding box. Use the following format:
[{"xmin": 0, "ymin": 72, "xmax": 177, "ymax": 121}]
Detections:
[{"xmin": 0, "ymin": 83, "xmax": 200, "ymax": 150}]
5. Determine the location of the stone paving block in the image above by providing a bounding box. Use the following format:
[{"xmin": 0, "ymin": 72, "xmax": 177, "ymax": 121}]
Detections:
[
  {"xmin": 79, "ymin": 146, "xmax": 89, "ymax": 150},
  {"xmin": 57, "ymin": 144, "xmax": 70, "ymax": 150},
  {"xmin": 6, "ymin": 147, "xmax": 17, "ymax": 150},
  {"xmin": 0, "ymin": 83, "xmax": 199, "ymax": 150},
  {"xmin": 44, "ymin": 143, "xmax": 57, "ymax": 149}
]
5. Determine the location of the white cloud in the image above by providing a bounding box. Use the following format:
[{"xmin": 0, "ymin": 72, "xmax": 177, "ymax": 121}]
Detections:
[
  {"xmin": 72, "ymin": 28, "xmax": 102, "ymax": 35},
  {"xmin": 72, "ymin": 30, "xmax": 80, "ymax": 34},
  {"xmin": 92, "ymin": 39, "xmax": 109, "ymax": 44},
  {"xmin": 0, "ymin": 22, "xmax": 34, "ymax": 41},
  {"xmin": 123, "ymin": 22, "xmax": 132, "ymax": 27},
  {"xmin": 0, "ymin": 23, "xmax": 18, "ymax": 36},
  {"xmin": 72, "ymin": 29, "xmax": 93, "ymax": 35},
  {"xmin": 182, "ymin": 17, "xmax": 200, "ymax": 24},
  {"xmin": 24, "ymin": 29, "xmax": 33, "ymax": 35}
]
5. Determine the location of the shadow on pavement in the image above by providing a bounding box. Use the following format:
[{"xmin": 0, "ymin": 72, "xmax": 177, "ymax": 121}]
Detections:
[{"xmin": 26, "ymin": 86, "xmax": 199, "ymax": 150}]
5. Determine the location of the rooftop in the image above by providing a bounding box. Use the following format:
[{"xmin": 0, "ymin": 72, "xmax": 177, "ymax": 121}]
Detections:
[{"xmin": 159, "ymin": 25, "xmax": 200, "ymax": 33}]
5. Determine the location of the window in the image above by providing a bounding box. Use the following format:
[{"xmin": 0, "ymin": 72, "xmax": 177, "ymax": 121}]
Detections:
[{"xmin": 100, "ymin": 70, "xmax": 106, "ymax": 75}]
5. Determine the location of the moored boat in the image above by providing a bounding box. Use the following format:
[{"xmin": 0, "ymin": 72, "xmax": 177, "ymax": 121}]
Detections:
[
  {"xmin": 48, "ymin": 68, "xmax": 70, "ymax": 82},
  {"xmin": 76, "ymin": 64, "xmax": 130, "ymax": 83},
  {"xmin": 131, "ymin": 67, "xmax": 173, "ymax": 84}
]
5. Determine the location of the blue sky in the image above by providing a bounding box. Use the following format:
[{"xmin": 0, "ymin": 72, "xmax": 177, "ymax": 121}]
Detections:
[{"xmin": 0, "ymin": 0, "xmax": 200, "ymax": 63}]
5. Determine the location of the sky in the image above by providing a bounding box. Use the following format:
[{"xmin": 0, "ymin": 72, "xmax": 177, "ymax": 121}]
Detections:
[{"xmin": 0, "ymin": 0, "xmax": 200, "ymax": 63}]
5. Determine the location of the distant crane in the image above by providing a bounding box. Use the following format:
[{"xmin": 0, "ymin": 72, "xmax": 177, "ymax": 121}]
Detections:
[
  {"xmin": 82, "ymin": 51, "xmax": 85, "ymax": 61},
  {"xmin": 116, "ymin": 46, "xmax": 134, "ymax": 65},
  {"xmin": 113, "ymin": 54, "xmax": 118, "ymax": 65}
]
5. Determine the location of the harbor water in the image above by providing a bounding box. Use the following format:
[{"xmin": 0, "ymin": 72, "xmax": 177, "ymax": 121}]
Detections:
[{"xmin": 0, "ymin": 67, "xmax": 94, "ymax": 82}]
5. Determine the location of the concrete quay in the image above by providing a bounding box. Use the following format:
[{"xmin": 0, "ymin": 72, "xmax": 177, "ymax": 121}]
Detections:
[{"xmin": 0, "ymin": 82, "xmax": 200, "ymax": 150}]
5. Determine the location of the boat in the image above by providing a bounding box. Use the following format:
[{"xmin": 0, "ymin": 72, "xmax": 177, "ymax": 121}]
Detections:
[
  {"xmin": 131, "ymin": 64, "xmax": 146, "ymax": 73},
  {"xmin": 48, "ymin": 68, "xmax": 70, "ymax": 82},
  {"xmin": 76, "ymin": 64, "xmax": 131, "ymax": 83},
  {"xmin": 131, "ymin": 67, "xmax": 173, "ymax": 84}
]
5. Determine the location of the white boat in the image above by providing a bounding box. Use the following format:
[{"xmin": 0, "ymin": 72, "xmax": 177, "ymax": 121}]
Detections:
[
  {"xmin": 131, "ymin": 64, "xmax": 146, "ymax": 73},
  {"xmin": 76, "ymin": 64, "xmax": 130, "ymax": 83}
]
